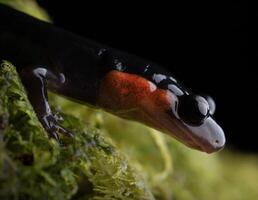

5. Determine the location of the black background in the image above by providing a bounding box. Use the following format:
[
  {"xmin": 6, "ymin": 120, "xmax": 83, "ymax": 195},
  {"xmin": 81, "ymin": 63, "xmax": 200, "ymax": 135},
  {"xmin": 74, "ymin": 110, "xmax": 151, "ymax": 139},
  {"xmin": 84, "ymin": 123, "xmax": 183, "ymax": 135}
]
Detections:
[{"xmin": 37, "ymin": 1, "xmax": 251, "ymax": 152}]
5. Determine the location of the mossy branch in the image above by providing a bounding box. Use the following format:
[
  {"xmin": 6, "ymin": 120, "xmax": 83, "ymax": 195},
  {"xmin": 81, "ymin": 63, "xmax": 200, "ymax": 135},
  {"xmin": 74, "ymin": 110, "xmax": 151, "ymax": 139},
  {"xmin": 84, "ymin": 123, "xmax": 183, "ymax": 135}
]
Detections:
[{"xmin": 0, "ymin": 61, "xmax": 154, "ymax": 200}]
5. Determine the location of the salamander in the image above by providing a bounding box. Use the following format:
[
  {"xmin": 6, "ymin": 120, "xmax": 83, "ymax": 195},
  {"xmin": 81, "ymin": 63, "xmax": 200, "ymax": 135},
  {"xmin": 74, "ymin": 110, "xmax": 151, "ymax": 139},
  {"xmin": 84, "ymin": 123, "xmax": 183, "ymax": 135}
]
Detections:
[{"xmin": 0, "ymin": 4, "xmax": 225, "ymax": 153}]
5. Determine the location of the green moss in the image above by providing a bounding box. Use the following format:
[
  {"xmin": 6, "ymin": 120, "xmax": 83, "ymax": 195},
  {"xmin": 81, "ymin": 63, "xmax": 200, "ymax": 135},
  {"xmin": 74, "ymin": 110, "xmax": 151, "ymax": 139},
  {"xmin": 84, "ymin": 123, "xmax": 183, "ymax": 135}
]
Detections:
[
  {"xmin": 0, "ymin": 61, "xmax": 154, "ymax": 200},
  {"xmin": 0, "ymin": 0, "xmax": 50, "ymax": 21},
  {"xmin": 50, "ymin": 88, "xmax": 258, "ymax": 200}
]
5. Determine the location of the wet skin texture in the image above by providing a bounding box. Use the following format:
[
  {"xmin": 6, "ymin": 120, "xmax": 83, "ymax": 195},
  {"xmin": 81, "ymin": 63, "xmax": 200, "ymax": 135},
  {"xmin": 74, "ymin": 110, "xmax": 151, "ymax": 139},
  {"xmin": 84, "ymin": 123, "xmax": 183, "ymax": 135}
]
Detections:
[{"xmin": 0, "ymin": 4, "xmax": 225, "ymax": 153}]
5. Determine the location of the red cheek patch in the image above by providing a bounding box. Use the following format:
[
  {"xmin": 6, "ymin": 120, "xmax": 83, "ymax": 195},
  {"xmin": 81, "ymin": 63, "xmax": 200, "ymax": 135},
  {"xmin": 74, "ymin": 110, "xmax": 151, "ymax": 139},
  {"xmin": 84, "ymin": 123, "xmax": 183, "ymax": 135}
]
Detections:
[{"xmin": 97, "ymin": 70, "xmax": 172, "ymax": 117}]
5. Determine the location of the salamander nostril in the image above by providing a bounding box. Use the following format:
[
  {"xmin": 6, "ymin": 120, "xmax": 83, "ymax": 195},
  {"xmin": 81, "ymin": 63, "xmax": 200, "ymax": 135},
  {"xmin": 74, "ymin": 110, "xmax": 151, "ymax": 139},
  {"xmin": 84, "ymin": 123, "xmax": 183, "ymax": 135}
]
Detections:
[{"xmin": 215, "ymin": 140, "xmax": 219, "ymax": 144}]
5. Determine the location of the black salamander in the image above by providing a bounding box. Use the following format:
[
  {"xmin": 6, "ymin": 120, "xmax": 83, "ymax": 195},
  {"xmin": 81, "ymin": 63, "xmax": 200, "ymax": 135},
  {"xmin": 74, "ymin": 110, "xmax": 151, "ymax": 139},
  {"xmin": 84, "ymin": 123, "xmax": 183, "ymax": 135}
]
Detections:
[{"xmin": 0, "ymin": 4, "xmax": 225, "ymax": 153}]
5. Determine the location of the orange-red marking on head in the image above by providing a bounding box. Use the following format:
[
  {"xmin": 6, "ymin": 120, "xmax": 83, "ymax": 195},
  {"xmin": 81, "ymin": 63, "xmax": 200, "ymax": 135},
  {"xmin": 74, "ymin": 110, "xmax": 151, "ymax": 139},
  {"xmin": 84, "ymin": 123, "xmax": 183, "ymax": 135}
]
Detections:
[{"xmin": 97, "ymin": 70, "xmax": 172, "ymax": 120}]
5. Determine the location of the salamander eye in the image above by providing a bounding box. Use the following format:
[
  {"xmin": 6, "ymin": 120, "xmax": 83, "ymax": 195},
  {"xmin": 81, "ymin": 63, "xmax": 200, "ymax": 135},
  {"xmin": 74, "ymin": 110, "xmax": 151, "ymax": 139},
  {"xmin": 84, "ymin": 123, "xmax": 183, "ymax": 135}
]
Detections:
[{"xmin": 177, "ymin": 95, "xmax": 210, "ymax": 126}]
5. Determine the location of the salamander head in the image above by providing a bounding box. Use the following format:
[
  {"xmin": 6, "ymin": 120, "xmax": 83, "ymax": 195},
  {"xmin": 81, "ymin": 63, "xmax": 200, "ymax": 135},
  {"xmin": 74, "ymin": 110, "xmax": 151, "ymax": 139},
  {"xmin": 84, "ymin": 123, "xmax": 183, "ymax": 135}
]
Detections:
[
  {"xmin": 145, "ymin": 72, "xmax": 225, "ymax": 153},
  {"xmin": 167, "ymin": 94, "xmax": 225, "ymax": 153},
  {"xmin": 140, "ymin": 90, "xmax": 225, "ymax": 153},
  {"xmin": 98, "ymin": 70, "xmax": 225, "ymax": 153}
]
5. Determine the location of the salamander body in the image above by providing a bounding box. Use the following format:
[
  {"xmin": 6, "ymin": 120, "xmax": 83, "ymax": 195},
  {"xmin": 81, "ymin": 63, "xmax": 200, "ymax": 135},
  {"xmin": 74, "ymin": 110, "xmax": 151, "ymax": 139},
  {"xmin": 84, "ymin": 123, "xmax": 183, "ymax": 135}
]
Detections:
[{"xmin": 0, "ymin": 4, "xmax": 225, "ymax": 153}]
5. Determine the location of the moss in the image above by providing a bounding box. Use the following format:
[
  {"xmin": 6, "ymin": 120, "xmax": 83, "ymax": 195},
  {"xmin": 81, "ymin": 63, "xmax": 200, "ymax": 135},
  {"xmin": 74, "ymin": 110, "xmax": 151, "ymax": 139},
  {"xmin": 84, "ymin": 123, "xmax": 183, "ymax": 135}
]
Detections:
[
  {"xmin": 50, "ymin": 85, "xmax": 258, "ymax": 200},
  {"xmin": 0, "ymin": 61, "xmax": 154, "ymax": 200},
  {"xmin": 0, "ymin": 0, "xmax": 50, "ymax": 21}
]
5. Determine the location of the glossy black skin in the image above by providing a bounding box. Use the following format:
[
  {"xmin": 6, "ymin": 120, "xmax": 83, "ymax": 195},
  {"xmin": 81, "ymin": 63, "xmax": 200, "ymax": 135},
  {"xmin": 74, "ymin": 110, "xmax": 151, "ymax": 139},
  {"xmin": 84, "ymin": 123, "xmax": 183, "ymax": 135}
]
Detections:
[
  {"xmin": 0, "ymin": 5, "xmax": 187, "ymax": 107},
  {"xmin": 0, "ymin": 4, "xmax": 107, "ymax": 105},
  {"xmin": 0, "ymin": 4, "xmax": 224, "ymax": 151},
  {"xmin": 0, "ymin": 5, "xmax": 187, "ymax": 110}
]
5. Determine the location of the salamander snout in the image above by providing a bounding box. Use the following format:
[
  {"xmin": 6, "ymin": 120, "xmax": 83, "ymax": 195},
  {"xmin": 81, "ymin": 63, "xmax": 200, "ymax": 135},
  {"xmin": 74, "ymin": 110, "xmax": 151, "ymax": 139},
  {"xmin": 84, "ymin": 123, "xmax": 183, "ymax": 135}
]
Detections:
[{"xmin": 169, "ymin": 93, "xmax": 225, "ymax": 153}]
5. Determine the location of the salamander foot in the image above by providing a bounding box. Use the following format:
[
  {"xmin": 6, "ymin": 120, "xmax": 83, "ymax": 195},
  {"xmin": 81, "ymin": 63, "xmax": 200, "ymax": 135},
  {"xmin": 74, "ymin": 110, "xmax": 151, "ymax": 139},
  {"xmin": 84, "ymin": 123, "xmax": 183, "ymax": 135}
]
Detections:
[
  {"xmin": 20, "ymin": 66, "xmax": 74, "ymax": 143},
  {"xmin": 40, "ymin": 114, "xmax": 74, "ymax": 142}
]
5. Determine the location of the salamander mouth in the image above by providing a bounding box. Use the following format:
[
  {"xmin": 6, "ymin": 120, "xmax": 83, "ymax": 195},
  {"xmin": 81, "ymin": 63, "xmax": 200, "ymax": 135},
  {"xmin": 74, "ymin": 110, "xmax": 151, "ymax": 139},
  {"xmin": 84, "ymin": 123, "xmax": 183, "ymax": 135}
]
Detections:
[
  {"xmin": 166, "ymin": 116, "xmax": 226, "ymax": 153},
  {"xmin": 137, "ymin": 106, "xmax": 225, "ymax": 153}
]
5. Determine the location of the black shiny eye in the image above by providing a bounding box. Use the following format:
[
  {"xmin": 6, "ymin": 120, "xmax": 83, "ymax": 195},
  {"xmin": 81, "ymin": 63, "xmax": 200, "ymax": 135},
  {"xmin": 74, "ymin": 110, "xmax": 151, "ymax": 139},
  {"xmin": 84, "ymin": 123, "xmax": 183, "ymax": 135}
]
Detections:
[{"xmin": 177, "ymin": 95, "xmax": 210, "ymax": 126}]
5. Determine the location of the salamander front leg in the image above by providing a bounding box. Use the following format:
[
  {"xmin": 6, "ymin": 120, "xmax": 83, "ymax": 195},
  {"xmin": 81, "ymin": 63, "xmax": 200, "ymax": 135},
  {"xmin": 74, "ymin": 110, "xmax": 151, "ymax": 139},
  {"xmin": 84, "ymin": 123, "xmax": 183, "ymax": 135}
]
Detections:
[{"xmin": 20, "ymin": 67, "xmax": 74, "ymax": 142}]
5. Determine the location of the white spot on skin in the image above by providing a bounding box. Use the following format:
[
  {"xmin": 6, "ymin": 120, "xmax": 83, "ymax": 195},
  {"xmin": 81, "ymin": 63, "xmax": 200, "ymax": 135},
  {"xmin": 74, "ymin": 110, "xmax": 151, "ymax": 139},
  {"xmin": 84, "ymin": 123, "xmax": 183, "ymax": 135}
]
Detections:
[
  {"xmin": 116, "ymin": 62, "xmax": 124, "ymax": 71},
  {"xmin": 98, "ymin": 48, "xmax": 107, "ymax": 56},
  {"xmin": 33, "ymin": 68, "xmax": 47, "ymax": 76},
  {"xmin": 168, "ymin": 84, "xmax": 184, "ymax": 96},
  {"xmin": 144, "ymin": 65, "xmax": 150, "ymax": 73},
  {"xmin": 152, "ymin": 73, "xmax": 167, "ymax": 84},
  {"xmin": 206, "ymin": 96, "xmax": 216, "ymax": 115},
  {"xmin": 114, "ymin": 59, "xmax": 125, "ymax": 71},
  {"xmin": 148, "ymin": 81, "xmax": 157, "ymax": 92},
  {"xmin": 169, "ymin": 76, "xmax": 177, "ymax": 83},
  {"xmin": 59, "ymin": 73, "xmax": 66, "ymax": 84}
]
